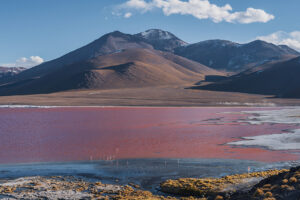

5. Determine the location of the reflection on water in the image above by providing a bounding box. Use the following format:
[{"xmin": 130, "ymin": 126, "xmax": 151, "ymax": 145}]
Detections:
[{"xmin": 0, "ymin": 107, "xmax": 299, "ymax": 164}]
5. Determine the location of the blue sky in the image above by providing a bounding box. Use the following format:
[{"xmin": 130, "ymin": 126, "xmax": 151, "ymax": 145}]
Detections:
[{"xmin": 0, "ymin": 0, "xmax": 299, "ymax": 67}]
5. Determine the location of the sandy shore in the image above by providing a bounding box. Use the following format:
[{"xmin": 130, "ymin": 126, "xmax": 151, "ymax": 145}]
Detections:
[{"xmin": 1, "ymin": 86, "xmax": 300, "ymax": 107}]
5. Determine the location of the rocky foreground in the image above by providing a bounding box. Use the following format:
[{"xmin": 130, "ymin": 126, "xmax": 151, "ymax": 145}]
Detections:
[
  {"xmin": 161, "ymin": 167, "xmax": 300, "ymax": 200},
  {"xmin": 0, "ymin": 167, "xmax": 299, "ymax": 200}
]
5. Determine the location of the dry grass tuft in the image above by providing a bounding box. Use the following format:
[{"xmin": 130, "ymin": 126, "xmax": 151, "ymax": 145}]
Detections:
[{"xmin": 160, "ymin": 169, "xmax": 287, "ymax": 197}]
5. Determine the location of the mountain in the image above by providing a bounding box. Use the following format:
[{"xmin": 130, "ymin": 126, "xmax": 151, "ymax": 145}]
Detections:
[
  {"xmin": 0, "ymin": 29, "xmax": 190, "ymax": 86},
  {"xmin": 196, "ymin": 56, "xmax": 300, "ymax": 98},
  {"xmin": 0, "ymin": 31, "xmax": 153, "ymax": 85},
  {"xmin": 135, "ymin": 29, "xmax": 188, "ymax": 52},
  {"xmin": 174, "ymin": 39, "xmax": 300, "ymax": 72},
  {"xmin": 0, "ymin": 47, "xmax": 222, "ymax": 95},
  {"xmin": 5, "ymin": 29, "xmax": 300, "ymax": 97},
  {"xmin": 0, "ymin": 66, "xmax": 26, "ymax": 80}
]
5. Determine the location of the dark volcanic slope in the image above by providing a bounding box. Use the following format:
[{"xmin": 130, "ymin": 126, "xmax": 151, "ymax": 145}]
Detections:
[
  {"xmin": 135, "ymin": 29, "xmax": 187, "ymax": 52},
  {"xmin": 175, "ymin": 40, "xmax": 300, "ymax": 72},
  {"xmin": 283, "ymin": 87, "xmax": 300, "ymax": 98},
  {"xmin": 197, "ymin": 56, "xmax": 300, "ymax": 98},
  {"xmin": 0, "ymin": 48, "xmax": 222, "ymax": 95}
]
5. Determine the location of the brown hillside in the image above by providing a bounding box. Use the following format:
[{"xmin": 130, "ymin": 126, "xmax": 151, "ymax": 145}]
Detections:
[{"xmin": 0, "ymin": 48, "xmax": 223, "ymax": 95}]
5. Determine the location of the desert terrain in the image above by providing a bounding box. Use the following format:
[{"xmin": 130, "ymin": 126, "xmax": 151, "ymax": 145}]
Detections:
[{"xmin": 1, "ymin": 85, "xmax": 300, "ymax": 107}]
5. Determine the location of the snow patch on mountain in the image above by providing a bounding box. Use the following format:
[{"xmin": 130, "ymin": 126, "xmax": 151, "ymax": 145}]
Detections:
[{"xmin": 140, "ymin": 29, "xmax": 173, "ymax": 40}]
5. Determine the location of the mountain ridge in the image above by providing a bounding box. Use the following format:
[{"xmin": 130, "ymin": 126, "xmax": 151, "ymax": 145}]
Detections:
[
  {"xmin": 174, "ymin": 39, "xmax": 299, "ymax": 72},
  {"xmin": 0, "ymin": 66, "xmax": 26, "ymax": 82}
]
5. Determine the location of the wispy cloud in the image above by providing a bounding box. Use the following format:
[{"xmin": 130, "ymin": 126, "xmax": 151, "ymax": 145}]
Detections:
[
  {"xmin": 257, "ymin": 31, "xmax": 300, "ymax": 51},
  {"xmin": 124, "ymin": 12, "xmax": 133, "ymax": 18},
  {"xmin": 2, "ymin": 56, "xmax": 44, "ymax": 68},
  {"xmin": 116, "ymin": 0, "xmax": 274, "ymax": 24}
]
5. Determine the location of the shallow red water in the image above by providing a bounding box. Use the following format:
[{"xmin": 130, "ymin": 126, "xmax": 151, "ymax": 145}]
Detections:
[{"xmin": 0, "ymin": 107, "xmax": 299, "ymax": 164}]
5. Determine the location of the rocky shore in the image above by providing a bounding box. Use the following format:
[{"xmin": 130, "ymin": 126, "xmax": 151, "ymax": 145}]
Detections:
[
  {"xmin": 0, "ymin": 166, "xmax": 299, "ymax": 200},
  {"xmin": 160, "ymin": 167, "xmax": 300, "ymax": 199},
  {"xmin": 160, "ymin": 169, "xmax": 288, "ymax": 199}
]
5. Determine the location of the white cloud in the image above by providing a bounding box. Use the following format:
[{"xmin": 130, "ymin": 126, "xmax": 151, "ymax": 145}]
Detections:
[
  {"xmin": 122, "ymin": 0, "xmax": 154, "ymax": 12},
  {"xmin": 2, "ymin": 56, "xmax": 44, "ymax": 68},
  {"xmin": 118, "ymin": 0, "xmax": 274, "ymax": 24},
  {"xmin": 257, "ymin": 31, "xmax": 300, "ymax": 51},
  {"xmin": 226, "ymin": 8, "xmax": 275, "ymax": 24},
  {"xmin": 124, "ymin": 12, "xmax": 133, "ymax": 18}
]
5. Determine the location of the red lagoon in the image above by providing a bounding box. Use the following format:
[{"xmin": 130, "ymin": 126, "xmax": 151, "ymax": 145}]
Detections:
[{"xmin": 0, "ymin": 107, "xmax": 299, "ymax": 164}]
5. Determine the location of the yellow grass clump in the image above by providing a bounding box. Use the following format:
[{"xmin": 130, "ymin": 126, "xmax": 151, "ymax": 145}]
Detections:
[
  {"xmin": 289, "ymin": 177, "xmax": 297, "ymax": 183},
  {"xmin": 282, "ymin": 179, "xmax": 288, "ymax": 184},
  {"xmin": 264, "ymin": 191, "xmax": 273, "ymax": 197},
  {"xmin": 254, "ymin": 188, "xmax": 264, "ymax": 197},
  {"xmin": 160, "ymin": 169, "xmax": 287, "ymax": 197},
  {"xmin": 214, "ymin": 195, "xmax": 224, "ymax": 200}
]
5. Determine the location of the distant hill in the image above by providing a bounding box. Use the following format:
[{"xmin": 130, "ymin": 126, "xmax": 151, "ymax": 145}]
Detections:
[
  {"xmin": 175, "ymin": 40, "xmax": 299, "ymax": 72},
  {"xmin": 197, "ymin": 56, "xmax": 300, "ymax": 98},
  {"xmin": 0, "ymin": 66, "xmax": 26, "ymax": 81}
]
